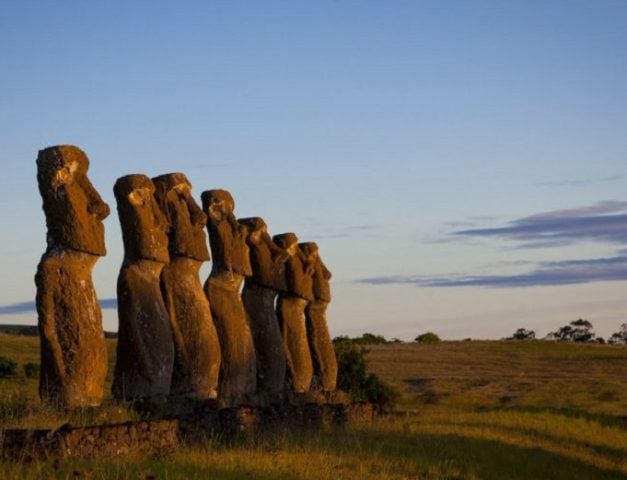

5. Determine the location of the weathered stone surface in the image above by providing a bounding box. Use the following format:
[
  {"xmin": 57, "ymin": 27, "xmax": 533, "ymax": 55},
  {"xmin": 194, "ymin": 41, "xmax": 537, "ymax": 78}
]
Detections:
[
  {"xmin": 300, "ymin": 242, "xmax": 337, "ymax": 392},
  {"xmin": 35, "ymin": 145, "xmax": 109, "ymax": 408},
  {"xmin": 239, "ymin": 217, "xmax": 288, "ymax": 404},
  {"xmin": 201, "ymin": 189, "xmax": 256, "ymax": 405},
  {"xmin": 273, "ymin": 233, "xmax": 314, "ymax": 393},
  {"xmin": 153, "ymin": 173, "xmax": 221, "ymax": 400},
  {"xmin": 112, "ymin": 174, "xmax": 174, "ymax": 401}
]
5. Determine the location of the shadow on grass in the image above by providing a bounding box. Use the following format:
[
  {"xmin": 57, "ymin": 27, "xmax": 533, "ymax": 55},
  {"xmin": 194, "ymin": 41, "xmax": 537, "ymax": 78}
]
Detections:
[
  {"xmin": 329, "ymin": 427, "xmax": 627, "ymax": 480},
  {"xmin": 477, "ymin": 405, "xmax": 627, "ymax": 429},
  {"xmin": 2, "ymin": 424, "xmax": 625, "ymax": 479}
]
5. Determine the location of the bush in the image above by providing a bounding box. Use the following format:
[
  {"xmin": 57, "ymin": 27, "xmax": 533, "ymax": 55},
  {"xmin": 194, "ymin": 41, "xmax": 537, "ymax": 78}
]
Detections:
[
  {"xmin": 23, "ymin": 362, "xmax": 40, "ymax": 378},
  {"xmin": 334, "ymin": 340, "xmax": 397, "ymax": 409},
  {"xmin": 546, "ymin": 319, "xmax": 596, "ymax": 342},
  {"xmin": 608, "ymin": 323, "xmax": 627, "ymax": 345},
  {"xmin": 508, "ymin": 328, "xmax": 536, "ymax": 340},
  {"xmin": 332, "ymin": 333, "xmax": 389, "ymax": 345},
  {"xmin": 0, "ymin": 356, "xmax": 18, "ymax": 378},
  {"xmin": 414, "ymin": 332, "xmax": 441, "ymax": 343}
]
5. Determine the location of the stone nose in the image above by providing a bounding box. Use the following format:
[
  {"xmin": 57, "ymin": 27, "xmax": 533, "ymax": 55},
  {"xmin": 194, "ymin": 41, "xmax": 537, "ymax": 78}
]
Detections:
[
  {"xmin": 85, "ymin": 182, "xmax": 111, "ymax": 220},
  {"xmin": 88, "ymin": 200, "xmax": 110, "ymax": 220}
]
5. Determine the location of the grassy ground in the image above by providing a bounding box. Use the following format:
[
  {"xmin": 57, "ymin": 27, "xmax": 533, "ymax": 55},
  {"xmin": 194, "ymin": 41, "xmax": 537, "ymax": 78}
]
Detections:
[{"xmin": 1, "ymin": 334, "xmax": 626, "ymax": 479}]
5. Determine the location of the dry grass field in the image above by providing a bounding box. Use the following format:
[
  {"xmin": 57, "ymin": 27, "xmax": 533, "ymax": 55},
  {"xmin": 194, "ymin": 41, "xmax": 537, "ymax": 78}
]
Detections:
[{"xmin": 1, "ymin": 333, "xmax": 626, "ymax": 479}]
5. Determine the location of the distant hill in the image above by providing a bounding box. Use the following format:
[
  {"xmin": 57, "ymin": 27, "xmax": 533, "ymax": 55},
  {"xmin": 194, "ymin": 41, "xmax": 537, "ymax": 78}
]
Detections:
[{"xmin": 0, "ymin": 324, "xmax": 117, "ymax": 338}]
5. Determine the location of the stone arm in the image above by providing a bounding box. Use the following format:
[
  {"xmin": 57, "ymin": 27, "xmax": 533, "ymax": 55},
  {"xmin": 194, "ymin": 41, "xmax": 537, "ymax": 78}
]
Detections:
[{"xmin": 35, "ymin": 258, "xmax": 67, "ymax": 385}]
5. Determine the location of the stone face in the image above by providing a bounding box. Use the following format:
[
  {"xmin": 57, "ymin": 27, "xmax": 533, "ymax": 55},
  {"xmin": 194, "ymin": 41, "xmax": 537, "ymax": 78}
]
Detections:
[
  {"xmin": 300, "ymin": 242, "xmax": 337, "ymax": 392},
  {"xmin": 112, "ymin": 174, "xmax": 174, "ymax": 401},
  {"xmin": 239, "ymin": 217, "xmax": 289, "ymax": 404},
  {"xmin": 35, "ymin": 145, "xmax": 109, "ymax": 408},
  {"xmin": 273, "ymin": 233, "xmax": 314, "ymax": 393},
  {"xmin": 153, "ymin": 173, "xmax": 221, "ymax": 400},
  {"xmin": 201, "ymin": 189, "xmax": 256, "ymax": 405}
]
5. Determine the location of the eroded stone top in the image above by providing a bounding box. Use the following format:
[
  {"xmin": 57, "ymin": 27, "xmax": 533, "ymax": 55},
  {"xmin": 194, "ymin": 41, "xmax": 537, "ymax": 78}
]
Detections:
[
  {"xmin": 152, "ymin": 172, "xmax": 209, "ymax": 262},
  {"xmin": 37, "ymin": 145, "xmax": 110, "ymax": 256},
  {"xmin": 114, "ymin": 174, "xmax": 169, "ymax": 263}
]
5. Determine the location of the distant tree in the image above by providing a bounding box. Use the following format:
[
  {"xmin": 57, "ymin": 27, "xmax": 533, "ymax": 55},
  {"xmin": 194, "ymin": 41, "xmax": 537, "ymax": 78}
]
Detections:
[
  {"xmin": 0, "ymin": 356, "xmax": 17, "ymax": 378},
  {"xmin": 608, "ymin": 323, "xmax": 627, "ymax": 345},
  {"xmin": 508, "ymin": 328, "xmax": 536, "ymax": 340},
  {"xmin": 356, "ymin": 333, "xmax": 388, "ymax": 345},
  {"xmin": 414, "ymin": 332, "xmax": 441, "ymax": 343},
  {"xmin": 546, "ymin": 319, "xmax": 595, "ymax": 342},
  {"xmin": 333, "ymin": 333, "xmax": 389, "ymax": 345}
]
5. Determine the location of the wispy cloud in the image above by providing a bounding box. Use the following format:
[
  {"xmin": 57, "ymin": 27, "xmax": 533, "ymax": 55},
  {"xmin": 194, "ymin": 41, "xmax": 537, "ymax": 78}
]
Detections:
[
  {"xmin": 537, "ymin": 174, "xmax": 625, "ymax": 187},
  {"xmin": 0, "ymin": 298, "xmax": 117, "ymax": 315},
  {"xmin": 357, "ymin": 255, "xmax": 627, "ymax": 288},
  {"xmin": 452, "ymin": 201, "xmax": 627, "ymax": 247}
]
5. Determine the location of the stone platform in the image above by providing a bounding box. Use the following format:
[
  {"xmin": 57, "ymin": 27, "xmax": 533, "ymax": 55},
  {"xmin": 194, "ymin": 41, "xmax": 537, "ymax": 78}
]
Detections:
[{"xmin": 0, "ymin": 402, "xmax": 377, "ymax": 460}]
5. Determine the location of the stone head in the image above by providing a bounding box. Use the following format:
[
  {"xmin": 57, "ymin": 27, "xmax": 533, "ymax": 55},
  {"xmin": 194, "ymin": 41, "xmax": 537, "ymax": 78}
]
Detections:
[
  {"xmin": 298, "ymin": 242, "xmax": 319, "ymax": 261},
  {"xmin": 273, "ymin": 233, "xmax": 299, "ymax": 255},
  {"xmin": 238, "ymin": 217, "xmax": 267, "ymax": 244},
  {"xmin": 36, "ymin": 145, "xmax": 110, "ymax": 256},
  {"xmin": 114, "ymin": 174, "xmax": 169, "ymax": 263},
  {"xmin": 200, "ymin": 189, "xmax": 235, "ymax": 224},
  {"xmin": 152, "ymin": 173, "xmax": 209, "ymax": 262}
]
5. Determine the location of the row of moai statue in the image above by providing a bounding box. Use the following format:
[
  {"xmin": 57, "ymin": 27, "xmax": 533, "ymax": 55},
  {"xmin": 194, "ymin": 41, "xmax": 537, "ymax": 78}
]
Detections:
[{"xmin": 35, "ymin": 145, "xmax": 337, "ymax": 408}]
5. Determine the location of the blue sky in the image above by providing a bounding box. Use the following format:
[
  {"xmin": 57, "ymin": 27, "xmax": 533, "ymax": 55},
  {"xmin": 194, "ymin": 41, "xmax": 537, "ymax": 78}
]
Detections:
[{"xmin": 1, "ymin": 1, "xmax": 627, "ymax": 339}]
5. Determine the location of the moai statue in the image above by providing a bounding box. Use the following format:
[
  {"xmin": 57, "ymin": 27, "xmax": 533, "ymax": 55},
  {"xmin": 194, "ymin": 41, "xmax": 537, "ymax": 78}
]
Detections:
[
  {"xmin": 299, "ymin": 242, "xmax": 337, "ymax": 392},
  {"xmin": 201, "ymin": 189, "xmax": 256, "ymax": 405},
  {"xmin": 35, "ymin": 145, "xmax": 110, "ymax": 408},
  {"xmin": 273, "ymin": 233, "xmax": 314, "ymax": 394},
  {"xmin": 112, "ymin": 174, "xmax": 174, "ymax": 401},
  {"xmin": 238, "ymin": 217, "xmax": 289, "ymax": 405},
  {"xmin": 152, "ymin": 173, "xmax": 221, "ymax": 400}
]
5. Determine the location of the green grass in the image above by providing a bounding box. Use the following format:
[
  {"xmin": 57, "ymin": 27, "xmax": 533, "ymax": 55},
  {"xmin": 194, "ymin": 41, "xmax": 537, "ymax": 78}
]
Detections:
[{"xmin": 1, "ymin": 334, "xmax": 626, "ymax": 479}]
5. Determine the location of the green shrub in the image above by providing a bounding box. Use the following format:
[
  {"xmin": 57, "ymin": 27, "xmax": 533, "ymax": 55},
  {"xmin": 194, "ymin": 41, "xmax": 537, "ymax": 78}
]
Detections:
[
  {"xmin": 0, "ymin": 356, "xmax": 18, "ymax": 378},
  {"xmin": 23, "ymin": 362, "xmax": 40, "ymax": 378},
  {"xmin": 334, "ymin": 341, "xmax": 397, "ymax": 409},
  {"xmin": 414, "ymin": 332, "xmax": 441, "ymax": 343}
]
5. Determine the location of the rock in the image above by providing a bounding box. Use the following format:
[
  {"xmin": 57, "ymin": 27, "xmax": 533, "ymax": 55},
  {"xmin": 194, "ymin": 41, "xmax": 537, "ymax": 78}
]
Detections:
[
  {"xmin": 153, "ymin": 173, "xmax": 221, "ymax": 400},
  {"xmin": 35, "ymin": 145, "xmax": 109, "ymax": 408},
  {"xmin": 112, "ymin": 174, "xmax": 174, "ymax": 401},
  {"xmin": 273, "ymin": 233, "xmax": 314, "ymax": 393},
  {"xmin": 300, "ymin": 242, "xmax": 337, "ymax": 392},
  {"xmin": 239, "ymin": 217, "xmax": 288, "ymax": 404},
  {"xmin": 201, "ymin": 189, "xmax": 256, "ymax": 405}
]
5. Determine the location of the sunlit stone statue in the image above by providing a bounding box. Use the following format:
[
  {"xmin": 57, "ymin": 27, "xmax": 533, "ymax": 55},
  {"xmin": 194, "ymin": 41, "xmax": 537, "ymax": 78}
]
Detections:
[
  {"xmin": 112, "ymin": 174, "xmax": 174, "ymax": 401},
  {"xmin": 201, "ymin": 189, "xmax": 256, "ymax": 405},
  {"xmin": 239, "ymin": 217, "xmax": 289, "ymax": 404},
  {"xmin": 153, "ymin": 173, "xmax": 221, "ymax": 400},
  {"xmin": 35, "ymin": 145, "xmax": 110, "ymax": 408},
  {"xmin": 273, "ymin": 233, "xmax": 314, "ymax": 394},
  {"xmin": 299, "ymin": 242, "xmax": 337, "ymax": 392}
]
